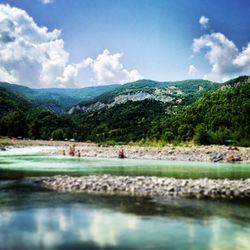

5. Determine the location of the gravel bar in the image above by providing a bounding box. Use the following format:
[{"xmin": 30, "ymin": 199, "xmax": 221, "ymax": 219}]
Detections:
[{"xmin": 31, "ymin": 175, "xmax": 250, "ymax": 199}]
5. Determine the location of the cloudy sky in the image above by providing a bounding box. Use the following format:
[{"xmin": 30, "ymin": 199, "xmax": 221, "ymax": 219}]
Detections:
[{"xmin": 0, "ymin": 0, "xmax": 250, "ymax": 88}]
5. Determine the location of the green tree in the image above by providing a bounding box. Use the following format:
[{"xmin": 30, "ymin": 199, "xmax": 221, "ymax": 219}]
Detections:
[
  {"xmin": 51, "ymin": 128, "xmax": 65, "ymax": 140},
  {"xmin": 0, "ymin": 111, "xmax": 28, "ymax": 137},
  {"xmin": 193, "ymin": 124, "xmax": 210, "ymax": 145}
]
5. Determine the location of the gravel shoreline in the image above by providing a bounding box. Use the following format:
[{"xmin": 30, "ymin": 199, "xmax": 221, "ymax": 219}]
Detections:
[
  {"xmin": 1, "ymin": 139, "xmax": 249, "ymax": 163},
  {"xmin": 55, "ymin": 144, "xmax": 250, "ymax": 163},
  {"xmin": 31, "ymin": 175, "xmax": 250, "ymax": 199},
  {"xmin": 2, "ymin": 139, "xmax": 250, "ymax": 199}
]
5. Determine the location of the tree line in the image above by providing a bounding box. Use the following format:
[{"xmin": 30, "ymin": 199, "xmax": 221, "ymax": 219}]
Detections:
[{"xmin": 0, "ymin": 79, "xmax": 249, "ymax": 146}]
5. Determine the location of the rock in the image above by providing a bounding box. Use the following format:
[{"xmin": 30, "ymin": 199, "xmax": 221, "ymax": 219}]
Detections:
[
  {"xmin": 233, "ymin": 190, "xmax": 240, "ymax": 197},
  {"xmin": 30, "ymin": 175, "xmax": 250, "ymax": 199},
  {"xmin": 244, "ymin": 189, "xmax": 250, "ymax": 197},
  {"xmin": 0, "ymin": 145, "xmax": 6, "ymax": 151},
  {"xmin": 210, "ymin": 152, "xmax": 223, "ymax": 162}
]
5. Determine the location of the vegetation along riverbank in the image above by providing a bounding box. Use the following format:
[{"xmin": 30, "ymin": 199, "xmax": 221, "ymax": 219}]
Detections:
[{"xmin": 0, "ymin": 76, "xmax": 250, "ymax": 147}]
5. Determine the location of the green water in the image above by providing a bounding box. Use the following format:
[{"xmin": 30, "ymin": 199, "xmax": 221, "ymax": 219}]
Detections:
[
  {"xmin": 0, "ymin": 150, "xmax": 250, "ymax": 179},
  {"xmin": 0, "ymin": 181, "xmax": 249, "ymax": 250},
  {"xmin": 0, "ymin": 147, "xmax": 250, "ymax": 249}
]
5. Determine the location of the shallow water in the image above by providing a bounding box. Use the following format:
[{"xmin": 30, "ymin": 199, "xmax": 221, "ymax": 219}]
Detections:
[
  {"xmin": 0, "ymin": 148, "xmax": 250, "ymax": 179},
  {"xmin": 0, "ymin": 147, "xmax": 250, "ymax": 249},
  {"xmin": 0, "ymin": 181, "xmax": 249, "ymax": 250}
]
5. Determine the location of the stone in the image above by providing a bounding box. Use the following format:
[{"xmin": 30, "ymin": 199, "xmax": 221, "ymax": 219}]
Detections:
[{"xmin": 29, "ymin": 175, "xmax": 250, "ymax": 199}]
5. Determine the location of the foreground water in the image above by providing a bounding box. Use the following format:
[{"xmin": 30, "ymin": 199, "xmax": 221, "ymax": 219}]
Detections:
[
  {"xmin": 0, "ymin": 147, "xmax": 249, "ymax": 249},
  {"xmin": 0, "ymin": 180, "xmax": 249, "ymax": 250},
  {"xmin": 0, "ymin": 147, "xmax": 250, "ymax": 179}
]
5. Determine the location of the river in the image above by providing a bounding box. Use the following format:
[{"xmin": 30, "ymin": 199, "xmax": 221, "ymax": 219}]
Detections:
[
  {"xmin": 0, "ymin": 147, "xmax": 249, "ymax": 249},
  {"xmin": 0, "ymin": 147, "xmax": 250, "ymax": 179}
]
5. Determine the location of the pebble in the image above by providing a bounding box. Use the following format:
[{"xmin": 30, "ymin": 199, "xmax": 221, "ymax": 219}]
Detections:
[{"xmin": 31, "ymin": 175, "xmax": 250, "ymax": 199}]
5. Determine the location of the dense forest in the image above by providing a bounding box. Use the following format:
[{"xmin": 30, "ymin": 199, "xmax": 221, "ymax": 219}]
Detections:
[
  {"xmin": 0, "ymin": 81, "xmax": 119, "ymax": 112},
  {"xmin": 0, "ymin": 76, "xmax": 249, "ymax": 146},
  {"xmin": 151, "ymin": 80, "xmax": 250, "ymax": 146}
]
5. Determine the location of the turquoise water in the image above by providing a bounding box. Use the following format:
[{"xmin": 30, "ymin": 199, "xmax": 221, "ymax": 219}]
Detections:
[
  {"xmin": 0, "ymin": 148, "xmax": 250, "ymax": 249},
  {"xmin": 0, "ymin": 149, "xmax": 250, "ymax": 179},
  {"xmin": 0, "ymin": 181, "xmax": 249, "ymax": 250}
]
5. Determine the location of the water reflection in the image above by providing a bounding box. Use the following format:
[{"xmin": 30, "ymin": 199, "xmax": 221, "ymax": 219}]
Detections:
[{"xmin": 0, "ymin": 182, "xmax": 250, "ymax": 250}]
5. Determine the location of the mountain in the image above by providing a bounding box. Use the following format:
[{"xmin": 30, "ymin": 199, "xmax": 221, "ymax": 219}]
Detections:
[
  {"xmin": 0, "ymin": 76, "xmax": 249, "ymax": 145},
  {"xmin": 71, "ymin": 76, "xmax": 250, "ymax": 145},
  {"xmin": 148, "ymin": 75, "xmax": 250, "ymax": 145},
  {"xmin": 0, "ymin": 85, "xmax": 77, "ymax": 139},
  {"xmin": 69, "ymin": 79, "xmax": 220, "ymax": 114},
  {"xmin": 0, "ymin": 87, "xmax": 32, "ymax": 116},
  {"xmin": 0, "ymin": 82, "xmax": 119, "ymax": 112},
  {"xmin": 72, "ymin": 98, "xmax": 167, "ymax": 142},
  {"xmin": 223, "ymin": 75, "xmax": 250, "ymax": 88},
  {"xmin": 71, "ymin": 79, "xmax": 220, "ymax": 142}
]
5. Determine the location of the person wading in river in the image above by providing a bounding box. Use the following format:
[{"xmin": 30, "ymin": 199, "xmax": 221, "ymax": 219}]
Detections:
[{"xmin": 118, "ymin": 148, "xmax": 126, "ymax": 159}]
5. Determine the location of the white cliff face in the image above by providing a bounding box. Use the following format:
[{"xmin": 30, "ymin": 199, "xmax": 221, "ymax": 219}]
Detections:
[
  {"xmin": 112, "ymin": 92, "xmax": 152, "ymax": 104},
  {"xmin": 68, "ymin": 87, "xmax": 183, "ymax": 114},
  {"xmin": 68, "ymin": 105, "xmax": 81, "ymax": 114},
  {"xmin": 68, "ymin": 102, "xmax": 106, "ymax": 113},
  {"xmin": 154, "ymin": 86, "xmax": 183, "ymax": 96}
]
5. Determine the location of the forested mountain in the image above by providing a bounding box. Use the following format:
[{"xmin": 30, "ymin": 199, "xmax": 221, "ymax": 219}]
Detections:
[
  {"xmin": 69, "ymin": 79, "xmax": 220, "ymax": 114},
  {"xmin": 222, "ymin": 75, "xmax": 250, "ymax": 88},
  {"xmin": 0, "ymin": 86, "xmax": 76, "ymax": 138},
  {"xmin": 0, "ymin": 82, "xmax": 119, "ymax": 112},
  {"xmin": 148, "ymin": 76, "xmax": 250, "ymax": 145},
  {"xmin": 0, "ymin": 76, "xmax": 249, "ymax": 146},
  {"xmin": 0, "ymin": 87, "xmax": 32, "ymax": 116},
  {"xmin": 71, "ymin": 76, "xmax": 250, "ymax": 145},
  {"xmin": 72, "ymin": 99, "xmax": 166, "ymax": 142}
]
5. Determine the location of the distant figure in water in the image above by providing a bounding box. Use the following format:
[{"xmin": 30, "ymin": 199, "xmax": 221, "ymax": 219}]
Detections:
[
  {"xmin": 77, "ymin": 150, "xmax": 81, "ymax": 158},
  {"xmin": 69, "ymin": 145, "xmax": 75, "ymax": 156},
  {"xmin": 118, "ymin": 148, "xmax": 125, "ymax": 159},
  {"xmin": 62, "ymin": 150, "xmax": 66, "ymax": 156}
]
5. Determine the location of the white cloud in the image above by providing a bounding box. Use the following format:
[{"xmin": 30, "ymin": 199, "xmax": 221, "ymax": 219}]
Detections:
[
  {"xmin": 40, "ymin": 0, "xmax": 54, "ymax": 4},
  {"xmin": 0, "ymin": 4, "xmax": 68, "ymax": 87},
  {"xmin": 192, "ymin": 32, "xmax": 250, "ymax": 81},
  {"xmin": 192, "ymin": 16, "xmax": 250, "ymax": 81},
  {"xmin": 0, "ymin": 4, "xmax": 142, "ymax": 88},
  {"xmin": 233, "ymin": 43, "xmax": 250, "ymax": 67},
  {"xmin": 199, "ymin": 16, "xmax": 209, "ymax": 29},
  {"xmin": 188, "ymin": 64, "xmax": 198, "ymax": 76},
  {"xmin": 54, "ymin": 50, "xmax": 142, "ymax": 87},
  {"xmin": 85, "ymin": 49, "xmax": 142, "ymax": 85},
  {"xmin": 0, "ymin": 67, "xmax": 16, "ymax": 82}
]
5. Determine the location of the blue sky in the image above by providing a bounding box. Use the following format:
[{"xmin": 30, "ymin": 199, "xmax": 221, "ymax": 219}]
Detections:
[{"xmin": 0, "ymin": 0, "xmax": 249, "ymax": 88}]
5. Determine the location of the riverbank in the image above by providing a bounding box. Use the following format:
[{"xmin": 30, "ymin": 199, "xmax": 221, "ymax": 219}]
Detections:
[
  {"xmin": 1, "ymin": 138, "xmax": 250, "ymax": 163},
  {"xmin": 31, "ymin": 175, "xmax": 250, "ymax": 199}
]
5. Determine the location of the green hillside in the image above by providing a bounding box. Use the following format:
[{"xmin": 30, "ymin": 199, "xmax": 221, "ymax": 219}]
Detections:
[
  {"xmin": 72, "ymin": 76, "xmax": 250, "ymax": 145},
  {"xmin": 76, "ymin": 79, "xmax": 220, "ymax": 111},
  {"xmin": 73, "ymin": 99, "xmax": 166, "ymax": 142},
  {"xmin": 0, "ymin": 86, "xmax": 76, "ymax": 138},
  {"xmin": 0, "ymin": 82, "xmax": 119, "ymax": 112},
  {"xmin": 0, "ymin": 76, "xmax": 249, "ymax": 146},
  {"xmin": 0, "ymin": 87, "xmax": 32, "ymax": 116},
  {"xmin": 223, "ymin": 75, "xmax": 250, "ymax": 87},
  {"xmin": 148, "ymin": 76, "xmax": 250, "ymax": 145}
]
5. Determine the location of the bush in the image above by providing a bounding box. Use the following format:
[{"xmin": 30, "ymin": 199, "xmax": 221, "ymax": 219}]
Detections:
[
  {"xmin": 0, "ymin": 111, "xmax": 28, "ymax": 137},
  {"xmin": 51, "ymin": 128, "xmax": 65, "ymax": 140},
  {"xmin": 193, "ymin": 124, "xmax": 210, "ymax": 145},
  {"xmin": 163, "ymin": 131, "xmax": 174, "ymax": 142}
]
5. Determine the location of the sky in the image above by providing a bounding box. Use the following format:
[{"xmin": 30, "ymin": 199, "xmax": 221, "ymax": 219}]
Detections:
[{"xmin": 0, "ymin": 0, "xmax": 250, "ymax": 88}]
